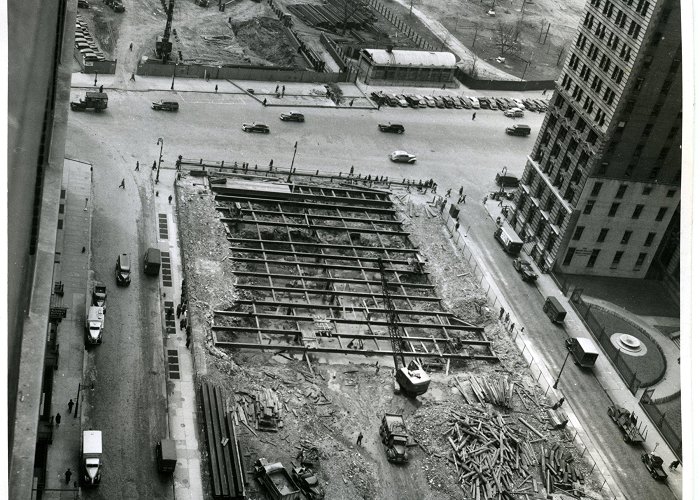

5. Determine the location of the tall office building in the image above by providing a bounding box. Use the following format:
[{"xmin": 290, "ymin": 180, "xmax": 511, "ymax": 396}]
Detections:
[{"xmin": 510, "ymin": 0, "xmax": 681, "ymax": 280}]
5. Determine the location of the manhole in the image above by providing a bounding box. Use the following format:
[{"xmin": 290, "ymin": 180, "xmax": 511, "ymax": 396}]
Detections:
[{"xmin": 610, "ymin": 332, "xmax": 648, "ymax": 357}]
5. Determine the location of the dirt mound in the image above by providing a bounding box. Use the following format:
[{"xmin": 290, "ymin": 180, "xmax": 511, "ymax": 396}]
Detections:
[{"xmin": 232, "ymin": 17, "xmax": 298, "ymax": 67}]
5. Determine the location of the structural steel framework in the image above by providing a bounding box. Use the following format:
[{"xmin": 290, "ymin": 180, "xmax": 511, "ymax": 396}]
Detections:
[{"xmin": 209, "ymin": 177, "xmax": 497, "ymax": 369}]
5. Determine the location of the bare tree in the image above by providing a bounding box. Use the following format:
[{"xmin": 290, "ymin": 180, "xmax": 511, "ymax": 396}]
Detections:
[
  {"xmin": 339, "ymin": 0, "xmax": 368, "ymax": 34},
  {"xmin": 465, "ymin": 52, "xmax": 479, "ymax": 78},
  {"xmin": 493, "ymin": 21, "xmax": 522, "ymax": 57}
]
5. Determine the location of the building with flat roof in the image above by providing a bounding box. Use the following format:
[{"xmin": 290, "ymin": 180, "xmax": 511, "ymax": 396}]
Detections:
[
  {"xmin": 358, "ymin": 48, "xmax": 457, "ymax": 87},
  {"xmin": 510, "ymin": 0, "xmax": 681, "ymax": 282}
]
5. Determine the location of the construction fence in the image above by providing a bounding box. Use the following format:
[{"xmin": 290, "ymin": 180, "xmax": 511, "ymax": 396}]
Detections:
[{"xmin": 640, "ymin": 389, "xmax": 682, "ymax": 460}]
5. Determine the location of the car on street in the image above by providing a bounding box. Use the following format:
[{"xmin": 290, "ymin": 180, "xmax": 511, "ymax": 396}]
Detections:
[
  {"xmin": 242, "ymin": 122, "xmax": 270, "ymax": 133},
  {"xmin": 422, "ymin": 95, "xmax": 436, "ymax": 108},
  {"xmin": 152, "ymin": 100, "xmax": 179, "ymax": 111},
  {"xmin": 506, "ymin": 124, "xmax": 531, "ymax": 136},
  {"xmin": 279, "ymin": 111, "xmax": 305, "ymax": 122},
  {"xmin": 389, "ymin": 151, "xmax": 417, "ymax": 163},
  {"xmin": 378, "ymin": 123, "xmax": 405, "ymax": 133},
  {"xmin": 504, "ymin": 108, "xmax": 524, "ymax": 118},
  {"xmin": 641, "ymin": 453, "xmax": 668, "ymax": 481},
  {"xmin": 512, "ymin": 257, "xmax": 538, "ymax": 282},
  {"xmin": 395, "ymin": 94, "xmax": 410, "ymax": 107}
]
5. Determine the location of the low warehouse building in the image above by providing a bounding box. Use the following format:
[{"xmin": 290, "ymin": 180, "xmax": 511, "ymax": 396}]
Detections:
[{"xmin": 358, "ymin": 48, "xmax": 457, "ymax": 87}]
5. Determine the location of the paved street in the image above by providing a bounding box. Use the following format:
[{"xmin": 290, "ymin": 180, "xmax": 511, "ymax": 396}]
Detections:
[{"xmin": 65, "ymin": 85, "xmax": 674, "ymax": 499}]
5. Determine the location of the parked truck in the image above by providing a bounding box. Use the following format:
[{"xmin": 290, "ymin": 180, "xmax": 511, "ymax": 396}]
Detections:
[
  {"xmin": 92, "ymin": 281, "xmax": 106, "ymax": 312},
  {"xmin": 608, "ymin": 403, "xmax": 645, "ymax": 444},
  {"xmin": 143, "ymin": 247, "xmax": 161, "ymax": 276},
  {"xmin": 81, "ymin": 430, "xmax": 103, "ymax": 486},
  {"xmin": 70, "ymin": 91, "xmax": 108, "ymax": 112},
  {"xmin": 254, "ymin": 458, "xmax": 301, "ymax": 500},
  {"xmin": 380, "ymin": 413, "xmax": 409, "ymax": 463},
  {"xmin": 85, "ymin": 306, "xmax": 104, "ymax": 345},
  {"xmin": 494, "ymin": 222, "xmax": 523, "ymax": 255},
  {"xmin": 565, "ymin": 337, "xmax": 599, "ymax": 368}
]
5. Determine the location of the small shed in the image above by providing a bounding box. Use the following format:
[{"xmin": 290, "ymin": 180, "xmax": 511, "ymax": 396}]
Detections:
[{"xmin": 358, "ymin": 48, "xmax": 457, "ymax": 87}]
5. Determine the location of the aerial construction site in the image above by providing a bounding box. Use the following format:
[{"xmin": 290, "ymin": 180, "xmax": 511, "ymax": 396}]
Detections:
[{"xmin": 175, "ymin": 163, "xmax": 604, "ymax": 500}]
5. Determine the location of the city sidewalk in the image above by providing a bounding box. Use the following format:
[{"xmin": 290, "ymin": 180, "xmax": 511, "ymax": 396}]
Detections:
[
  {"xmin": 69, "ymin": 72, "xmax": 375, "ymax": 109},
  {"xmin": 44, "ymin": 158, "xmax": 93, "ymax": 497},
  {"xmin": 478, "ymin": 197, "xmax": 683, "ymax": 499},
  {"xmin": 154, "ymin": 167, "xmax": 204, "ymax": 500}
]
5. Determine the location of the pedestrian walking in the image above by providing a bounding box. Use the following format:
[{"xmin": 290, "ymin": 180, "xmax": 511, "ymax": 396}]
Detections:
[
  {"xmin": 152, "ymin": 160, "xmax": 157, "ymax": 170},
  {"xmin": 99, "ymin": 85, "xmax": 103, "ymax": 93},
  {"xmin": 64, "ymin": 468, "xmax": 72, "ymax": 485},
  {"xmin": 215, "ymin": 84, "xmax": 218, "ymax": 93},
  {"xmin": 186, "ymin": 332, "xmax": 191, "ymax": 348},
  {"xmin": 498, "ymin": 199, "xmax": 503, "ymax": 207},
  {"xmin": 472, "ymin": 112, "xmax": 476, "ymax": 120},
  {"xmin": 275, "ymin": 84, "xmax": 279, "ymax": 93},
  {"xmin": 551, "ymin": 397, "xmax": 565, "ymax": 410},
  {"xmin": 459, "ymin": 186, "xmax": 463, "ymax": 197},
  {"xmin": 168, "ymin": 195, "xmax": 173, "ymax": 204},
  {"xmin": 68, "ymin": 399, "xmax": 74, "ymax": 414},
  {"xmin": 55, "ymin": 413, "xmax": 62, "ymax": 427},
  {"xmin": 282, "ymin": 85, "xmax": 285, "ymax": 96},
  {"xmin": 180, "ymin": 317, "xmax": 186, "ymax": 330},
  {"xmin": 129, "ymin": 42, "xmax": 133, "ymax": 51},
  {"xmin": 542, "ymin": 89, "xmax": 547, "ymax": 95},
  {"xmin": 669, "ymin": 460, "xmax": 680, "ymax": 470},
  {"xmin": 176, "ymin": 304, "xmax": 182, "ymax": 318},
  {"xmin": 263, "ymin": 98, "xmax": 267, "ymax": 106},
  {"xmin": 509, "ymin": 323, "xmax": 515, "ymax": 333},
  {"xmin": 504, "ymin": 312, "xmax": 510, "ymax": 324},
  {"xmin": 269, "ymin": 159, "xmax": 274, "ymax": 168},
  {"xmin": 499, "ymin": 307, "xmax": 505, "ymax": 319},
  {"xmin": 118, "ymin": 178, "xmax": 125, "ymax": 189},
  {"xmin": 135, "ymin": 161, "xmax": 139, "ymax": 171},
  {"xmin": 350, "ymin": 165, "xmax": 354, "ymax": 175},
  {"xmin": 375, "ymin": 361, "xmax": 380, "ymax": 374},
  {"xmin": 356, "ymin": 432, "xmax": 363, "ymax": 446},
  {"xmin": 130, "ymin": 73, "xmax": 135, "ymax": 81},
  {"xmin": 446, "ymin": 188, "xmax": 452, "ymax": 197},
  {"xmin": 349, "ymin": 98, "xmax": 354, "ymax": 107},
  {"xmin": 82, "ymin": 246, "xmax": 86, "ymax": 253}
]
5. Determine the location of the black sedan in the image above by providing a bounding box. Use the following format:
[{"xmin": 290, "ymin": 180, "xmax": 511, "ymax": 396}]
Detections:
[{"xmin": 378, "ymin": 123, "xmax": 405, "ymax": 133}]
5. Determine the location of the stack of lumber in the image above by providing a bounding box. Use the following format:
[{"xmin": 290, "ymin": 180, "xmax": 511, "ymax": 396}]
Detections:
[
  {"xmin": 447, "ymin": 409, "xmax": 539, "ymax": 499},
  {"xmin": 464, "ymin": 374, "xmax": 515, "ymax": 409},
  {"xmin": 254, "ymin": 388, "xmax": 281, "ymax": 432},
  {"xmin": 540, "ymin": 444, "xmax": 584, "ymax": 496}
]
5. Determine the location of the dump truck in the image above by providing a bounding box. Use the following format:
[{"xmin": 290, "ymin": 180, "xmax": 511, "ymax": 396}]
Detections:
[
  {"xmin": 380, "ymin": 413, "xmax": 409, "ymax": 463},
  {"xmin": 290, "ymin": 466, "xmax": 325, "ymax": 500},
  {"xmin": 70, "ymin": 91, "xmax": 108, "ymax": 112},
  {"xmin": 85, "ymin": 306, "xmax": 104, "ymax": 345},
  {"xmin": 608, "ymin": 404, "xmax": 645, "ymax": 444},
  {"xmin": 92, "ymin": 281, "xmax": 106, "ymax": 313},
  {"xmin": 254, "ymin": 458, "xmax": 301, "ymax": 500},
  {"xmin": 81, "ymin": 430, "xmax": 103, "ymax": 486}
]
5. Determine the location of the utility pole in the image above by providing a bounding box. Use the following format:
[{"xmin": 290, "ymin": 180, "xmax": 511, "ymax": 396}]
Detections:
[
  {"xmin": 472, "ymin": 26, "xmax": 479, "ymax": 47},
  {"xmin": 542, "ymin": 22, "xmax": 551, "ymax": 44},
  {"xmin": 553, "ymin": 351, "xmax": 571, "ymax": 389},
  {"xmin": 156, "ymin": 138, "xmax": 164, "ymax": 183}
]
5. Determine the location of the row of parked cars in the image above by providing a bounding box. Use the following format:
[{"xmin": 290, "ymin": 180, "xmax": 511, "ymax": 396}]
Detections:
[
  {"xmin": 369, "ymin": 91, "xmax": 550, "ymax": 114},
  {"xmin": 75, "ymin": 16, "xmax": 106, "ymax": 62}
]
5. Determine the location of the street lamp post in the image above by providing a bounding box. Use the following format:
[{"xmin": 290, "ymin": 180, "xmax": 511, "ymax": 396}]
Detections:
[
  {"xmin": 171, "ymin": 63, "xmax": 177, "ymax": 90},
  {"xmin": 156, "ymin": 138, "xmax": 164, "ymax": 183},
  {"xmin": 287, "ymin": 141, "xmax": 298, "ymax": 183},
  {"xmin": 553, "ymin": 350, "xmax": 571, "ymax": 389}
]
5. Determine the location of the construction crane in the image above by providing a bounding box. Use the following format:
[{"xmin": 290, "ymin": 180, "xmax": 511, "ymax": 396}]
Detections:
[
  {"xmin": 155, "ymin": 0, "xmax": 175, "ymax": 62},
  {"xmin": 377, "ymin": 257, "xmax": 430, "ymax": 397}
]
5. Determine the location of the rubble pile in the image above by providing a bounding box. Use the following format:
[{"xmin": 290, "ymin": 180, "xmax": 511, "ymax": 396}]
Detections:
[{"xmin": 541, "ymin": 444, "xmax": 585, "ymax": 496}]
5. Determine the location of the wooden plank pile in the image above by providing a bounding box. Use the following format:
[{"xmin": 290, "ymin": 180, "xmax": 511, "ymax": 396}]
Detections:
[
  {"xmin": 446, "ymin": 409, "xmax": 539, "ymax": 499},
  {"xmin": 462, "ymin": 374, "xmax": 515, "ymax": 409},
  {"xmin": 540, "ymin": 444, "xmax": 584, "ymax": 496},
  {"xmin": 254, "ymin": 388, "xmax": 282, "ymax": 432}
]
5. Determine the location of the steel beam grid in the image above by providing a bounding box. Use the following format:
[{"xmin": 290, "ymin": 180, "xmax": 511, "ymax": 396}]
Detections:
[{"xmin": 215, "ymin": 184, "xmax": 496, "ymax": 362}]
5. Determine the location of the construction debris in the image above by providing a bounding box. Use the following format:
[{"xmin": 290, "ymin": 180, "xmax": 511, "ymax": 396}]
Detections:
[
  {"xmin": 541, "ymin": 444, "xmax": 585, "ymax": 497},
  {"xmin": 464, "ymin": 374, "xmax": 515, "ymax": 409}
]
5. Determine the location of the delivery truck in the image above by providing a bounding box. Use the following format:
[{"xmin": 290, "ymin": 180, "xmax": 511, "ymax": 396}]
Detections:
[
  {"xmin": 81, "ymin": 430, "xmax": 103, "ymax": 486},
  {"xmin": 494, "ymin": 222, "xmax": 524, "ymax": 255},
  {"xmin": 85, "ymin": 306, "xmax": 104, "ymax": 345},
  {"xmin": 565, "ymin": 337, "xmax": 599, "ymax": 368},
  {"xmin": 143, "ymin": 248, "xmax": 161, "ymax": 276}
]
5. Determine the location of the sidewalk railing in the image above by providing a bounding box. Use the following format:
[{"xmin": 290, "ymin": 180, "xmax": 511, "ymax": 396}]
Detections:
[
  {"xmin": 640, "ymin": 388, "xmax": 682, "ymax": 460},
  {"xmin": 569, "ymin": 289, "xmax": 641, "ymax": 394},
  {"xmin": 440, "ymin": 209, "xmax": 617, "ymax": 499}
]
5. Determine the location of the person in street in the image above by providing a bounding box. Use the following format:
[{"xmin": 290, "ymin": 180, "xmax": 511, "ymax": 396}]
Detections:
[
  {"xmin": 55, "ymin": 413, "xmax": 61, "ymax": 426},
  {"xmin": 669, "ymin": 460, "xmax": 680, "ymax": 470},
  {"xmin": 68, "ymin": 399, "xmax": 74, "ymax": 414},
  {"xmin": 129, "ymin": 42, "xmax": 133, "ymax": 51},
  {"xmin": 356, "ymin": 432, "xmax": 363, "ymax": 446},
  {"xmin": 504, "ymin": 312, "xmax": 510, "ymax": 324},
  {"xmin": 552, "ymin": 397, "xmax": 565, "ymax": 410},
  {"xmin": 152, "ymin": 161, "xmax": 157, "ymax": 170},
  {"xmin": 472, "ymin": 112, "xmax": 476, "ymax": 120},
  {"xmin": 65, "ymin": 468, "xmax": 72, "ymax": 485},
  {"xmin": 215, "ymin": 84, "xmax": 218, "ymax": 93},
  {"xmin": 135, "ymin": 161, "xmax": 139, "ymax": 171},
  {"xmin": 459, "ymin": 186, "xmax": 463, "ymax": 197},
  {"xmin": 99, "ymin": 85, "xmax": 103, "ymax": 93},
  {"xmin": 176, "ymin": 303, "xmax": 182, "ymax": 318},
  {"xmin": 282, "ymin": 85, "xmax": 285, "ymax": 96},
  {"xmin": 446, "ymin": 188, "xmax": 452, "ymax": 197},
  {"xmin": 269, "ymin": 159, "xmax": 274, "ymax": 168},
  {"xmin": 119, "ymin": 178, "xmax": 125, "ymax": 189},
  {"xmin": 499, "ymin": 307, "xmax": 505, "ymax": 319},
  {"xmin": 263, "ymin": 98, "xmax": 267, "ymax": 106},
  {"xmin": 130, "ymin": 73, "xmax": 135, "ymax": 81},
  {"xmin": 186, "ymin": 332, "xmax": 191, "ymax": 348},
  {"xmin": 349, "ymin": 98, "xmax": 354, "ymax": 107},
  {"xmin": 168, "ymin": 195, "xmax": 173, "ymax": 204},
  {"xmin": 275, "ymin": 84, "xmax": 279, "ymax": 93}
]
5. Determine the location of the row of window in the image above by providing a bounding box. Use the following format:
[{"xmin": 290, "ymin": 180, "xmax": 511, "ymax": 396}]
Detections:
[
  {"xmin": 592, "ymin": 0, "xmax": 650, "ymax": 19},
  {"xmin": 563, "ymin": 246, "xmax": 648, "ymax": 271},
  {"xmin": 582, "ymin": 199, "xmax": 669, "ymax": 221},
  {"xmin": 572, "ymin": 225, "xmax": 657, "ymax": 246},
  {"xmin": 590, "ymin": 181, "xmax": 677, "ymax": 199}
]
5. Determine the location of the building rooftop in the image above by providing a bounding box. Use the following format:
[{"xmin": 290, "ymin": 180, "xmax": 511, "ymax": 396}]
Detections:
[{"xmin": 361, "ymin": 48, "xmax": 457, "ymax": 67}]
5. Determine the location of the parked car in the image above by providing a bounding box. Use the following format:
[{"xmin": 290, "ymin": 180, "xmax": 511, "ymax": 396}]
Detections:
[
  {"xmin": 386, "ymin": 94, "xmax": 399, "ymax": 107},
  {"xmin": 78, "ymin": 0, "xmax": 90, "ymax": 7},
  {"xmin": 422, "ymin": 95, "xmax": 436, "ymax": 108},
  {"xmin": 488, "ymin": 98, "xmax": 499, "ymax": 110},
  {"xmin": 404, "ymin": 95, "xmax": 420, "ymax": 108},
  {"xmin": 512, "ymin": 98, "xmax": 526, "ymax": 110},
  {"xmin": 451, "ymin": 96, "xmax": 463, "ymax": 109},
  {"xmin": 152, "ymin": 100, "xmax": 179, "ymax": 111},
  {"xmin": 504, "ymin": 108, "xmax": 524, "ymax": 118},
  {"xmin": 641, "ymin": 453, "xmax": 668, "ymax": 482},
  {"xmin": 413, "ymin": 95, "xmax": 427, "ymax": 108},
  {"xmin": 242, "ymin": 122, "xmax": 270, "ymax": 133},
  {"xmin": 395, "ymin": 94, "xmax": 409, "ymax": 108},
  {"xmin": 433, "ymin": 96, "xmax": 445, "ymax": 109},
  {"xmin": 378, "ymin": 123, "xmax": 405, "ymax": 133},
  {"xmin": 291, "ymin": 466, "xmax": 325, "ymax": 500},
  {"xmin": 478, "ymin": 97, "xmax": 490, "ymax": 109},
  {"xmin": 459, "ymin": 97, "xmax": 472, "ymax": 109},
  {"xmin": 441, "ymin": 96, "xmax": 454, "ymax": 108},
  {"xmin": 389, "ymin": 151, "xmax": 417, "ymax": 163},
  {"xmin": 280, "ymin": 111, "xmax": 305, "ymax": 122},
  {"xmin": 512, "ymin": 257, "xmax": 538, "ymax": 282}
]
